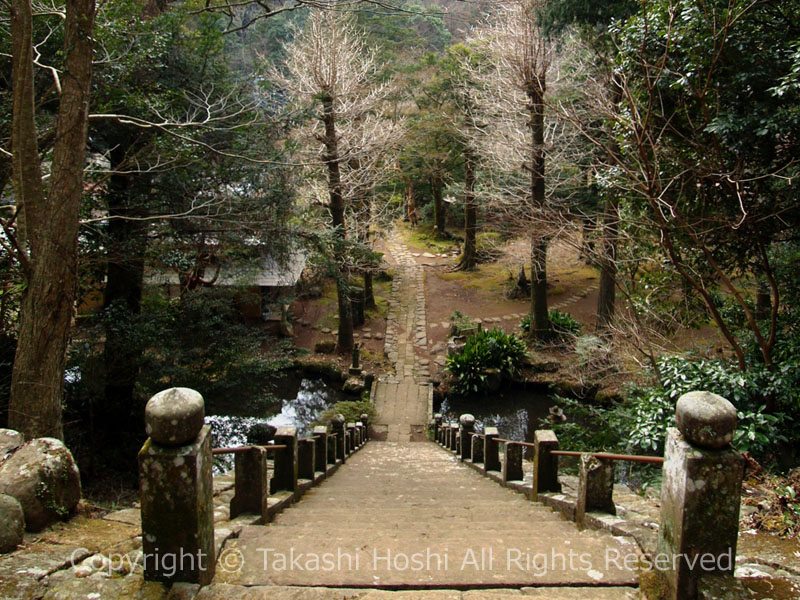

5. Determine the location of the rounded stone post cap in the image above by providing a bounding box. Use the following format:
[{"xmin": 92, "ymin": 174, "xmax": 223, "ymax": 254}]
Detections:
[
  {"xmin": 675, "ymin": 391, "xmax": 737, "ymax": 449},
  {"xmin": 459, "ymin": 414, "xmax": 476, "ymax": 427},
  {"xmin": 331, "ymin": 414, "xmax": 345, "ymax": 425},
  {"xmin": 145, "ymin": 387, "xmax": 205, "ymax": 446},
  {"xmin": 360, "ymin": 413, "xmax": 369, "ymax": 420}
]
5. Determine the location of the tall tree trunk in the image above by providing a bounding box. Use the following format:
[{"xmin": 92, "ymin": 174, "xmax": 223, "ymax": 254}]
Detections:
[
  {"xmin": 596, "ymin": 194, "xmax": 619, "ymax": 331},
  {"xmin": 528, "ymin": 86, "xmax": 549, "ymax": 341},
  {"xmin": 9, "ymin": 0, "xmax": 96, "ymax": 440},
  {"xmin": 103, "ymin": 141, "xmax": 147, "ymax": 421},
  {"xmin": 431, "ymin": 175, "xmax": 447, "ymax": 238},
  {"xmin": 457, "ymin": 150, "xmax": 477, "ymax": 271},
  {"xmin": 755, "ymin": 275, "xmax": 770, "ymax": 322},
  {"xmin": 321, "ymin": 95, "xmax": 353, "ymax": 352},
  {"xmin": 405, "ymin": 178, "xmax": 417, "ymax": 227}
]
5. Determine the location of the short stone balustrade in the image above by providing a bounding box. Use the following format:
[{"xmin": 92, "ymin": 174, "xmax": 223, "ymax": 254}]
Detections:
[
  {"xmin": 138, "ymin": 387, "xmax": 370, "ymax": 585},
  {"xmin": 433, "ymin": 390, "xmax": 745, "ymax": 600}
]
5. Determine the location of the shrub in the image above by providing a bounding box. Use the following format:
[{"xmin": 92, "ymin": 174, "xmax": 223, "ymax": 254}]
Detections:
[
  {"xmin": 317, "ymin": 400, "xmax": 375, "ymax": 425},
  {"xmin": 446, "ymin": 328, "xmax": 528, "ymax": 396}
]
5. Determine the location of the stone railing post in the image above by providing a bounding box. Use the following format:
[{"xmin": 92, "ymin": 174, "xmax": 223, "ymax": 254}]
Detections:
[
  {"xmin": 139, "ymin": 388, "xmax": 215, "ymax": 584},
  {"xmin": 433, "ymin": 413, "xmax": 443, "ymax": 443},
  {"xmin": 230, "ymin": 447, "xmax": 269, "ymax": 523},
  {"xmin": 272, "ymin": 426, "xmax": 298, "ymax": 499},
  {"xmin": 502, "ymin": 442, "xmax": 524, "ymax": 485},
  {"xmin": 355, "ymin": 422, "xmax": 364, "ymax": 447},
  {"xmin": 654, "ymin": 392, "xmax": 745, "ymax": 600},
  {"xmin": 346, "ymin": 423, "xmax": 356, "ymax": 454},
  {"xmin": 484, "ymin": 427, "xmax": 501, "ymax": 472},
  {"xmin": 443, "ymin": 421, "xmax": 452, "ymax": 448},
  {"xmin": 449, "ymin": 421, "xmax": 459, "ymax": 452},
  {"xmin": 327, "ymin": 433, "xmax": 337, "ymax": 466},
  {"xmin": 313, "ymin": 426, "xmax": 328, "ymax": 474},
  {"xmin": 459, "ymin": 414, "xmax": 475, "ymax": 461},
  {"xmin": 575, "ymin": 454, "xmax": 615, "ymax": 528},
  {"xmin": 532, "ymin": 430, "xmax": 561, "ymax": 500},
  {"xmin": 361, "ymin": 413, "xmax": 370, "ymax": 441},
  {"xmin": 298, "ymin": 438, "xmax": 315, "ymax": 481},
  {"xmin": 331, "ymin": 415, "xmax": 346, "ymax": 463},
  {"xmin": 471, "ymin": 434, "xmax": 484, "ymax": 465}
]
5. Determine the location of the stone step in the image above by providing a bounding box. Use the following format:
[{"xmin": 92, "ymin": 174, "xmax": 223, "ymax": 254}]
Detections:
[
  {"xmin": 273, "ymin": 508, "xmax": 557, "ymax": 523},
  {"xmin": 195, "ymin": 585, "xmax": 638, "ymax": 600}
]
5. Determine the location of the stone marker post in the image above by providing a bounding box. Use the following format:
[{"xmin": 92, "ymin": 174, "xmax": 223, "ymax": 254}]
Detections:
[
  {"xmin": 532, "ymin": 430, "xmax": 561, "ymax": 500},
  {"xmin": 313, "ymin": 426, "xmax": 328, "ymax": 473},
  {"xmin": 655, "ymin": 391, "xmax": 745, "ymax": 600},
  {"xmin": 139, "ymin": 388, "xmax": 215, "ymax": 584},
  {"xmin": 346, "ymin": 423, "xmax": 356, "ymax": 454},
  {"xmin": 502, "ymin": 442, "xmax": 524, "ymax": 484},
  {"xmin": 575, "ymin": 454, "xmax": 615, "ymax": 529},
  {"xmin": 459, "ymin": 414, "xmax": 475, "ymax": 461},
  {"xmin": 484, "ymin": 427, "xmax": 501, "ymax": 472},
  {"xmin": 433, "ymin": 414, "xmax": 443, "ymax": 443},
  {"xmin": 449, "ymin": 422, "xmax": 459, "ymax": 452},
  {"xmin": 272, "ymin": 426, "xmax": 298, "ymax": 499},
  {"xmin": 327, "ymin": 434, "xmax": 337, "ymax": 466},
  {"xmin": 230, "ymin": 447, "xmax": 269, "ymax": 523}
]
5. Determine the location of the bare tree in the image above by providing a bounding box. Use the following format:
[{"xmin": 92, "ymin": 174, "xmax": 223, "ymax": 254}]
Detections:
[
  {"xmin": 462, "ymin": 0, "xmax": 554, "ymax": 340},
  {"xmin": 273, "ymin": 8, "xmax": 399, "ymax": 352}
]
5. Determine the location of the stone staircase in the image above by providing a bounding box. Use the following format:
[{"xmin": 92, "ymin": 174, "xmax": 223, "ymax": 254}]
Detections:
[{"xmin": 218, "ymin": 442, "xmax": 640, "ymax": 593}]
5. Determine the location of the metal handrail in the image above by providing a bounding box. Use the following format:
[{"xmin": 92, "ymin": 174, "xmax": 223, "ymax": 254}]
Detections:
[
  {"xmin": 212, "ymin": 444, "xmax": 287, "ymax": 456},
  {"xmin": 551, "ymin": 450, "xmax": 664, "ymax": 465},
  {"xmin": 495, "ymin": 438, "xmax": 537, "ymax": 449}
]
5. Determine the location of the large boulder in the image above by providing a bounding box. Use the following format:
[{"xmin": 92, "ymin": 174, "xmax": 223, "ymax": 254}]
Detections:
[
  {"xmin": 0, "ymin": 428, "xmax": 24, "ymax": 461},
  {"xmin": 0, "ymin": 438, "xmax": 81, "ymax": 531},
  {"xmin": 0, "ymin": 494, "xmax": 24, "ymax": 553}
]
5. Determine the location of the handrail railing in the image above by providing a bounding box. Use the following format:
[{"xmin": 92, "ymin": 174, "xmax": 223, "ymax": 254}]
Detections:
[
  {"xmin": 550, "ymin": 450, "xmax": 664, "ymax": 465},
  {"xmin": 212, "ymin": 444, "xmax": 287, "ymax": 455},
  {"xmin": 433, "ymin": 394, "xmax": 747, "ymax": 600}
]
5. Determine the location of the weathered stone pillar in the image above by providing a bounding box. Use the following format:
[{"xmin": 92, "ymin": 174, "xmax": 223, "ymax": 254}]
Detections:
[
  {"xmin": 459, "ymin": 414, "xmax": 475, "ymax": 461},
  {"xmin": 502, "ymin": 442, "xmax": 523, "ymax": 484},
  {"xmin": 331, "ymin": 415, "xmax": 346, "ymax": 463},
  {"xmin": 271, "ymin": 426, "xmax": 298, "ymax": 499},
  {"xmin": 575, "ymin": 454, "xmax": 615, "ymax": 528},
  {"xmin": 139, "ymin": 388, "xmax": 215, "ymax": 584},
  {"xmin": 313, "ymin": 426, "xmax": 328, "ymax": 473},
  {"xmin": 443, "ymin": 422, "xmax": 451, "ymax": 447},
  {"xmin": 433, "ymin": 414, "xmax": 443, "ymax": 443},
  {"xmin": 346, "ymin": 423, "xmax": 356, "ymax": 454},
  {"xmin": 655, "ymin": 392, "xmax": 744, "ymax": 600},
  {"xmin": 484, "ymin": 427, "xmax": 501, "ymax": 472},
  {"xmin": 471, "ymin": 434, "xmax": 484, "ymax": 465},
  {"xmin": 230, "ymin": 447, "xmax": 269, "ymax": 523},
  {"xmin": 532, "ymin": 430, "xmax": 561, "ymax": 500},
  {"xmin": 298, "ymin": 438, "xmax": 315, "ymax": 481}
]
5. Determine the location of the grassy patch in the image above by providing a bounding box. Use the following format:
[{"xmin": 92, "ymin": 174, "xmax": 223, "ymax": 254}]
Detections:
[
  {"xmin": 401, "ymin": 222, "xmax": 460, "ymax": 252},
  {"xmin": 435, "ymin": 263, "xmax": 510, "ymax": 293}
]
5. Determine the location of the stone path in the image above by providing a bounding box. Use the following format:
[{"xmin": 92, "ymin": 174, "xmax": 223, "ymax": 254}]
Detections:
[
  {"xmin": 371, "ymin": 229, "xmax": 433, "ymax": 442},
  {"xmin": 219, "ymin": 442, "xmax": 641, "ymax": 589}
]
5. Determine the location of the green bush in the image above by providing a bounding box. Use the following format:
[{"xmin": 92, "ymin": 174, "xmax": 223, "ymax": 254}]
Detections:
[
  {"xmin": 626, "ymin": 355, "xmax": 795, "ymax": 458},
  {"xmin": 445, "ymin": 328, "xmax": 528, "ymax": 396},
  {"xmin": 317, "ymin": 400, "xmax": 375, "ymax": 425}
]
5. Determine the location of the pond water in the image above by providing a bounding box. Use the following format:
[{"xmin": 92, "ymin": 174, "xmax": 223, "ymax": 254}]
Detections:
[{"xmin": 204, "ymin": 372, "xmax": 349, "ymax": 472}]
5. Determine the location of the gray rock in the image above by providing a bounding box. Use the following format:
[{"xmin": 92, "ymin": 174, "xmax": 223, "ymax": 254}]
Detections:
[
  {"xmin": 0, "ymin": 493, "xmax": 24, "ymax": 552},
  {"xmin": 0, "ymin": 429, "xmax": 24, "ymax": 460},
  {"xmin": 145, "ymin": 387, "xmax": 205, "ymax": 446},
  {"xmin": 0, "ymin": 438, "xmax": 81, "ymax": 531},
  {"xmin": 675, "ymin": 391, "xmax": 737, "ymax": 449}
]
